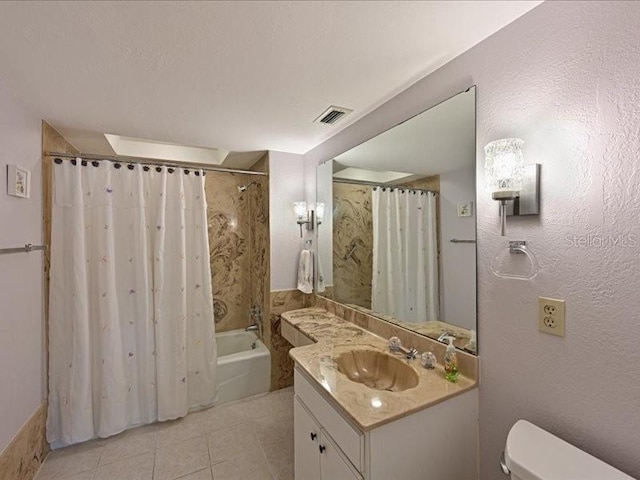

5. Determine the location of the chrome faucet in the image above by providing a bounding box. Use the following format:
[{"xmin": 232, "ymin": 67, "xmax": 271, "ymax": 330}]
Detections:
[
  {"xmin": 437, "ymin": 332, "xmax": 455, "ymax": 343},
  {"xmin": 388, "ymin": 336, "xmax": 418, "ymax": 360}
]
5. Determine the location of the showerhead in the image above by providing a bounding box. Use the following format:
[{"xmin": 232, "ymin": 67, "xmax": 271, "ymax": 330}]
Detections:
[{"xmin": 237, "ymin": 182, "xmax": 257, "ymax": 193}]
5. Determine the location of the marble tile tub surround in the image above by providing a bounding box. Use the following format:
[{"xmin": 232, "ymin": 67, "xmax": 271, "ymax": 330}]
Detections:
[
  {"xmin": 34, "ymin": 388, "xmax": 294, "ymax": 480},
  {"xmin": 284, "ymin": 307, "xmax": 476, "ymax": 430},
  {"xmin": 315, "ymin": 295, "xmax": 478, "ymax": 380},
  {"xmin": 249, "ymin": 155, "xmax": 270, "ymax": 330},
  {"xmin": 205, "ymin": 168, "xmax": 269, "ymax": 333},
  {"xmin": 0, "ymin": 403, "xmax": 48, "ymax": 480},
  {"xmin": 332, "ymin": 182, "xmax": 374, "ymax": 308}
]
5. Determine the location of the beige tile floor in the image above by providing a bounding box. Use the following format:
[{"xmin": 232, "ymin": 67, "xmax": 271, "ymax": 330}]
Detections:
[{"xmin": 35, "ymin": 388, "xmax": 294, "ymax": 480}]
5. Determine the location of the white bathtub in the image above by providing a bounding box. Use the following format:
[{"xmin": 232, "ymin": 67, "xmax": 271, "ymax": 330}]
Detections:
[{"xmin": 215, "ymin": 329, "xmax": 271, "ymax": 404}]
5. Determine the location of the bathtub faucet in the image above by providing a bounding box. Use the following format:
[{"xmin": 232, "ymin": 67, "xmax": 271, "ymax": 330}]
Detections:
[
  {"xmin": 247, "ymin": 305, "xmax": 263, "ymax": 337},
  {"xmin": 250, "ymin": 305, "xmax": 262, "ymax": 323}
]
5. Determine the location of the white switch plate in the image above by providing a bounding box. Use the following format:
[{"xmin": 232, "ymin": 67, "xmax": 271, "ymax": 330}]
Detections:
[{"xmin": 538, "ymin": 297, "xmax": 565, "ymax": 337}]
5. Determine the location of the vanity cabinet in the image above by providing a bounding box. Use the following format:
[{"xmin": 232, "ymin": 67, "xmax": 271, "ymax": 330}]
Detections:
[
  {"xmin": 294, "ymin": 366, "xmax": 479, "ymax": 480},
  {"xmin": 294, "ymin": 397, "xmax": 363, "ymax": 480}
]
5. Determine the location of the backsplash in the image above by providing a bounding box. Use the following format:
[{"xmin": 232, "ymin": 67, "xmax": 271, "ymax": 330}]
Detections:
[
  {"xmin": 269, "ymin": 290, "xmax": 315, "ymax": 390},
  {"xmin": 0, "ymin": 404, "xmax": 48, "ymax": 480}
]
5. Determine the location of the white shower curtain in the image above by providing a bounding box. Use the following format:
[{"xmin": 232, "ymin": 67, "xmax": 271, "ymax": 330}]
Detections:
[
  {"xmin": 47, "ymin": 160, "xmax": 217, "ymax": 448},
  {"xmin": 372, "ymin": 188, "xmax": 439, "ymax": 323}
]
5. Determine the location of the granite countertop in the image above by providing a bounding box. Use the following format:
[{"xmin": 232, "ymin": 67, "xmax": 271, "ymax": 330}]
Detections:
[{"xmin": 284, "ymin": 307, "xmax": 477, "ymax": 431}]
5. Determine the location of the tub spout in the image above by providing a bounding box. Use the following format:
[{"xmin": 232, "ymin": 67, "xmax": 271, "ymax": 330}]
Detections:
[{"xmin": 245, "ymin": 324, "xmax": 259, "ymax": 332}]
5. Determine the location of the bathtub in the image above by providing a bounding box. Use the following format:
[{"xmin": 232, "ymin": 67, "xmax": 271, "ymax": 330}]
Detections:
[{"xmin": 215, "ymin": 329, "xmax": 271, "ymax": 404}]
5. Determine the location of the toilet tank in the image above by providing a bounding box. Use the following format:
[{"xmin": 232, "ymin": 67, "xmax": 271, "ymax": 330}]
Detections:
[{"xmin": 503, "ymin": 420, "xmax": 635, "ymax": 480}]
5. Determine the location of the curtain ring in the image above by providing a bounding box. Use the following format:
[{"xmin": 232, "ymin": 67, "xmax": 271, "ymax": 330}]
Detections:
[
  {"xmin": 54, "ymin": 158, "xmax": 63, "ymax": 164},
  {"xmin": 92, "ymin": 161, "xmax": 99, "ymax": 167},
  {"xmin": 71, "ymin": 159, "xmax": 77, "ymax": 166},
  {"xmin": 81, "ymin": 160, "xmax": 87, "ymax": 166},
  {"xmin": 168, "ymin": 168, "xmax": 175, "ymax": 173},
  {"xmin": 184, "ymin": 169, "xmax": 190, "ymax": 175},
  {"xmin": 114, "ymin": 163, "xmax": 122, "ymax": 169},
  {"xmin": 127, "ymin": 164, "xmax": 135, "ymax": 170},
  {"xmin": 155, "ymin": 167, "xmax": 162, "ymax": 173}
]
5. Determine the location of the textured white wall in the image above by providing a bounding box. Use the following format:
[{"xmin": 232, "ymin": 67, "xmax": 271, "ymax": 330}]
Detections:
[
  {"xmin": 268, "ymin": 151, "xmax": 307, "ymax": 291},
  {"xmin": 304, "ymin": 2, "xmax": 640, "ymax": 478},
  {"xmin": 0, "ymin": 80, "xmax": 44, "ymax": 452}
]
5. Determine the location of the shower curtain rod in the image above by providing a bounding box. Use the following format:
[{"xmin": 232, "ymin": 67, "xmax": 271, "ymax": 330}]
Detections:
[
  {"xmin": 46, "ymin": 152, "xmax": 269, "ymax": 176},
  {"xmin": 332, "ymin": 177, "xmax": 438, "ymax": 196}
]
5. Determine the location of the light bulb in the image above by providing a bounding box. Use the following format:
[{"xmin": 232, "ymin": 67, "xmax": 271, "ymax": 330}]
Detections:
[
  {"xmin": 293, "ymin": 201, "xmax": 307, "ymax": 222},
  {"xmin": 484, "ymin": 138, "xmax": 524, "ymax": 200},
  {"xmin": 316, "ymin": 202, "xmax": 325, "ymax": 224}
]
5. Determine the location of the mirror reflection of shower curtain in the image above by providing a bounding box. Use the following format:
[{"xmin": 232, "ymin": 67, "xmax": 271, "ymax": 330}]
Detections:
[
  {"xmin": 47, "ymin": 160, "xmax": 217, "ymax": 448},
  {"xmin": 372, "ymin": 188, "xmax": 438, "ymax": 323}
]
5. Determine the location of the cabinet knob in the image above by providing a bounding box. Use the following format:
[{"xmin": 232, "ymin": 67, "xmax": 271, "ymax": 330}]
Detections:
[
  {"xmin": 319, "ymin": 445, "xmax": 326, "ymax": 454},
  {"xmin": 310, "ymin": 432, "xmax": 317, "ymax": 441}
]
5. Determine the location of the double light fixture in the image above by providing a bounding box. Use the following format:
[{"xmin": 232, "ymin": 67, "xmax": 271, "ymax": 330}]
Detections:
[{"xmin": 293, "ymin": 202, "xmax": 325, "ymax": 237}]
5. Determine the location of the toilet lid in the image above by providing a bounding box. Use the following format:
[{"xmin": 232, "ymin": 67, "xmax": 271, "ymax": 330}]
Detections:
[{"xmin": 504, "ymin": 420, "xmax": 635, "ymax": 480}]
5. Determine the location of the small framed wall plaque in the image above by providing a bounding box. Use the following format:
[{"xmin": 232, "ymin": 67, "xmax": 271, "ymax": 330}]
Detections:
[
  {"xmin": 457, "ymin": 201, "xmax": 473, "ymax": 217},
  {"xmin": 7, "ymin": 164, "xmax": 30, "ymax": 199}
]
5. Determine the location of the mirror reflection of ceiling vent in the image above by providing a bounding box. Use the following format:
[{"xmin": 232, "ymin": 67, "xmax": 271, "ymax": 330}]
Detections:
[{"xmin": 314, "ymin": 105, "xmax": 353, "ymax": 125}]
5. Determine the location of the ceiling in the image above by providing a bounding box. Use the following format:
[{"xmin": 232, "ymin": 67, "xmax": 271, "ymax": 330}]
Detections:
[
  {"xmin": 334, "ymin": 87, "xmax": 476, "ymax": 180},
  {"xmin": 0, "ymin": 1, "xmax": 541, "ymax": 158}
]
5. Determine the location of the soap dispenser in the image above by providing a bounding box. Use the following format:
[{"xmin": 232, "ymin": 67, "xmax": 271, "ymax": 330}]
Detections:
[{"xmin": 443, "ymin": 336, "xmax": 459, "ymax": 383}]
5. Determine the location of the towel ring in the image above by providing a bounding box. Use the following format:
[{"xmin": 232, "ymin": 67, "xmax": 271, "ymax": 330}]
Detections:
[{"xmin": 491, "ymin": 241, "xmax": 539, "ymax": 280}]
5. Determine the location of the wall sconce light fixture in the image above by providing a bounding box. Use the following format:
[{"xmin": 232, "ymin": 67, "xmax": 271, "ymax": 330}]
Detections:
[
  {"xmin": 484, "ymin": 138, "xmax": 540, "ymax": 236},
  {"xmin": 293, "ymin": 201, "xmax": 315, "ymax": 237}
]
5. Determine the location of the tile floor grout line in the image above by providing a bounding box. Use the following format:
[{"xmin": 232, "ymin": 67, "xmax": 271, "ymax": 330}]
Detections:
[
  {"xmin": 205, "ymin": 419, "xmax": 214, "ymax": 479},
  {"xmin": 151, "ymin": 440, "xmax": 157, "ymax": 480},
  {"xmin": 38, "ymin": 389, "xmax": 294, "ymax": 480},
  {"xmin": 255, "ymin": 422, "xmax": 278, "ymax": 480}
]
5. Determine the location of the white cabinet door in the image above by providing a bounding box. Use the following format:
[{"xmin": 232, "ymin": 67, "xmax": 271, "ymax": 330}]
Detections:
[
  {"xmin": 319, "ymin": 431, "xmax": 363, "ymax": 480},
  {"xmin": 295, "ymin": 396, "xmax": 321, "ymax": 480}
]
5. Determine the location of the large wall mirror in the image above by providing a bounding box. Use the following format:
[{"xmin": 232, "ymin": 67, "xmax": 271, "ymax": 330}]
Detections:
[{"xmin": 316, "ymin": 87, "xmax": 477, "ymax": 354}]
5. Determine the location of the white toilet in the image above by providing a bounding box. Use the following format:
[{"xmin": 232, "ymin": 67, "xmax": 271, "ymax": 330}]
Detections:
[{"xmin": 502, "ymin": 420, "xmax": 635, "ymax": 480}]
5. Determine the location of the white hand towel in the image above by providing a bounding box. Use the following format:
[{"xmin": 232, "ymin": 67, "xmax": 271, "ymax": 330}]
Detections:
[{"xmin": 297, "ymin": 249, "xmax": 313, "ymax": 294}]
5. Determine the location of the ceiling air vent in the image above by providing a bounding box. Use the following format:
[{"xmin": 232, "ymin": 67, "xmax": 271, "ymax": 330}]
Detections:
[{"xmin": 314, "ymin": 105, "xmax": 353, "ymax": 125}]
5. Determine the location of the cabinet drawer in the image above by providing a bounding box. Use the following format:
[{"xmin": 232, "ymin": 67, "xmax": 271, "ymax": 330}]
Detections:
[{"xmin": 295, "ymin": 368, "xmax": 363, "ymax": 471}]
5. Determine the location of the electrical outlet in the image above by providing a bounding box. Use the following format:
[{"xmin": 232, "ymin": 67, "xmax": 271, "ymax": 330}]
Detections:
[{"xmin": 538, "ymin": 297, "xmax": 565, "ymax": 337}]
